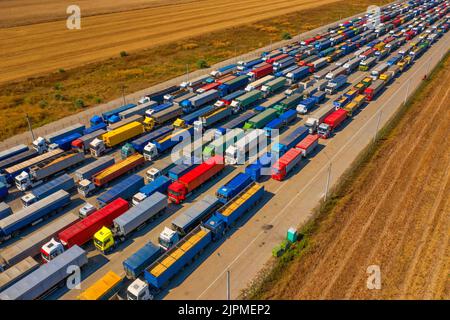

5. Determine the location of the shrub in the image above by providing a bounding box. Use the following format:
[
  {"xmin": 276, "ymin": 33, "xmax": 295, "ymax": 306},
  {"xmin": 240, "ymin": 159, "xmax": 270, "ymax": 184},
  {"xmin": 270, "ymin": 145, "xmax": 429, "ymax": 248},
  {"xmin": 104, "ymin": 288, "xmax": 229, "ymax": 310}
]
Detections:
[
  {"xmin": 282, "ymin": 32, "xmax": 292, "ymax": 40},
  {"xmin": 38, "ymin": 100, "xmax": 48, "ymax": 108},
  {"xmin": 197, "ymin": 59, "xmax": 209, "ymax": 69},
  {"xmin": 120, "ymin": 51, "xmax": 129, "ymax": 57},
  {"xmin": 74, "ymin": 99, "xmax": 85, "ymax": 108},
  {"xmin": 58, "ymin": 68, "xmax": 65, "ymax": 73}
]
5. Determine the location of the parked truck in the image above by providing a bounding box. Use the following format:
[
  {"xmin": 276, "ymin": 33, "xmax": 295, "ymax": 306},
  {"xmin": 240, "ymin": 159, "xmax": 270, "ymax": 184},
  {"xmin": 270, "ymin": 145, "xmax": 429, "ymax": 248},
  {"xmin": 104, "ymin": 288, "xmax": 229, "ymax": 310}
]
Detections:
[
  {"xmin": 167, "ymin": 155, "xmax": 225, "ymax": 204},
  {"xmin": 71, "ymin": 129, "xmax": 106, "ymax": 153},
  {"xmin": 78, "ymin": 271, "xmax": 123, "ymax": 300},
  {"xmin": 130, "ymin": 125, "xmax": 173, "ymax": 154},
  {"xmin": 41, "ymin": 198, "xmax": 129, "ymax": 261},
  {"xmin": 271, "ymin": 126, "xmax": 309, "ymax": 158},
  {"xmin": 230, "ymin": 90, "xmax": 263, "ymax": 111},
  {"xmin": 247, "ymin": 64, "xmax": 273, "ymax": 81},
  {"xmin": 304, "ymin": 103, "xmax": 336, "ymax": 133},
  {"xmin": 180, "ymin": 90, "xmax": 219, "ymax": 112},
  {"xmin": 32, "ymin": 124, "xmax": 85, "ymax": 154},
  {"xmin": 143, "ymin": 126, "xmax": 195, "ymax": 161},
  {"xmin": 74, "ymin": 156, "xmax": 115, "ymax": 184},
  {"xmin": 21, "ymin": 174, "xmax": 74, "ymax": 207},
  {"xmin": 0, "ymin": 257, "xmax": 39, "ymax": 293},
  {"xmin": 203, "ymin": 128, "xmax": 244, "ymax": 160},
  {"xmin": 271, "ymin": 148, "xmax": 303, "ymax": 181},
  {"xmin": 94, "ymin": 193, "xmax": 168, "ymax": 253},
  {"xmin": 245, "ymin": 152, "xmax": 273, "ymax": 181},
  {"xmin": 173, "ymin": 105, "xmax": 214, "ymax": 128},
  {"xmin": 364, "ymin": 79, "xmax": 386, "ymax": 101},
  {"xmin": 0, "ymin": 246, "xmax": 88, "ymax": 300},
  {"xmin": 317, "ymin": 108, "xmax": 348, "ymax": 139},
  {"xmin": 0, "ymin": 190, "xmax": 71, "ymax": 243},
  {"xmin": 97, "ymin": 174, "xmax": 144, "ymax": 208},
  {"xmin": 0, "ymin": 145, "xmax": 29, "ymax": 162},
  {"xmin": 218, "ymin": 76, "xmax": 249, "ymax": 96},
  {"xmin": 2, "ymin": 213, "xmax": 78, "ymax": 272},
  {"xmin": 123, "ymin": 241, "xmax": 162, "ymax": 280},
  {"xmin": 215, "ymin": 110, "xmax": 257, "ymax": 137},
  {"xmin": 0, "ymin": 149, "xmax": 39, "ymax": 174},
  {"xmin": 325, "ymin": 74, "xmax": 348, "ymax": 94},
  {"xmin": 216, "ymin": 172, "xmax": 253, "ymax": 204},
  {"xmin": 225, "ymin": 129, "xmax": 265, "ymax": 165},
  {"xmin": 119, "ymin": 102, "xmax": 156, "ymax": 119},
  {"xmin": 261, "ymin": 77, "xmax": 287, "ymax": 97},
  {"xmin": 78, "ymin": 154, "xmax": 144, "ymax": 197},
  {"xmin": 199, "ymin": 106, "xmax": 233, "ymax": 128},
  {"xmin": 129, "ymin": 182, "xmax": 264, "ymax": 300},
  {"xmin": 132, "ymin": 176, "xmax": 171, "ymax": 206},
  {"xmin": 243, "ymin": 108, "xmax": 278, "ymax": 130},
  {"xmin": 295, "ymin": 134, "xmax": 320, "ymax": 157},
  {"xmin": 15, "ymin": 150, "xmax": 84, "ymax": 191},
  {"xmin": 158, "ymin": 195, "xmax": 220, "ymax": 250}
]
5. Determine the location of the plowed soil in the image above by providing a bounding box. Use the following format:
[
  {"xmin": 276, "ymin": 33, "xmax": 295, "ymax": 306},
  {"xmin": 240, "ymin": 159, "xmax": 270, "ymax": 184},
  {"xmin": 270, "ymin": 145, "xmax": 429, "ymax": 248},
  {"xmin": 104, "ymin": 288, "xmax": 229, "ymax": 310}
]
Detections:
[
  {"xmin": 0, "ymin": 0, "xmax": 340, "ymax": 84},
  {"xmin": 260, "ymin": 56, "xmax": 450, "ymax": 300}
]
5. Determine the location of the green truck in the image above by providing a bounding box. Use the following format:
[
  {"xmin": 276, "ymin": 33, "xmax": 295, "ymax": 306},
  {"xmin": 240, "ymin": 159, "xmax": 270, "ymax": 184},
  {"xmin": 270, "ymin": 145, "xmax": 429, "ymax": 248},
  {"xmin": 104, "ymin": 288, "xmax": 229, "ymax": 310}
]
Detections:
[
  {"xmin": 230, "ymin": 90, "xmax": 262, "ymax": 111},
  {"xmin": 274, "ymin": 93, "xmax": 304, "ymax": 114},
  {"xmin": 261, "ymin": 77, "xmax": 287, "ymax": 97},
  {"xmin": 243, "ymin": 108, "xmax": 278, "ymax": 130},
  {"xmin": 202, "ymin": 128, "xmax": 244, "ymax": 159}
]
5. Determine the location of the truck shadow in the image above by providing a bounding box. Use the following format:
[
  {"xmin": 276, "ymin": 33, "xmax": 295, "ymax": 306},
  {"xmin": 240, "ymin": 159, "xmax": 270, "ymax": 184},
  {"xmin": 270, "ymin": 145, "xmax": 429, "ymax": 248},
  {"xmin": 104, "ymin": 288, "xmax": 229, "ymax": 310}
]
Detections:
[{"xmin": 155, "ymin": 191, "xmax": 275, "ymax": 300}]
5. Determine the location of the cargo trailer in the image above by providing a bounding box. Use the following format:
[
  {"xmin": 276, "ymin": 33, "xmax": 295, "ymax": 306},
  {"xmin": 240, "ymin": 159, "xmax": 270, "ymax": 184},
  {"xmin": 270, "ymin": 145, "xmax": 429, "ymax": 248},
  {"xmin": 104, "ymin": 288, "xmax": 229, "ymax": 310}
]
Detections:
[
  {"xmin": 317, "ymin": 108, "xmax": 348, "ymax": 139},
  {"xmin": 132, "ymin": 175, "xmax": 171, "ymax": 206},
  {"xmin": 0, "ymin": 145, "xmax": 29, "ymax": 163},
  {"xmin": 143, "ymin": 126, "xmax": 194, "ymax": 161},
  {"xmin": 0, "ymin": 149, "xmax": 39, "ymax": 173},
  {"xmin": 295, "ymin": 134, "xmax": 320, "ymax": 157},
  {"xmin": 119, "ymin": 101, "xmax": 156, "ymax": 119},
  {"xmin": 215, "ymin": 110, "xmax": 257, "ymax": 137},
  {"xmin": 74, "ymin": 156, "xmax": 115, "ymax": 183},
  {"xmin": 96, "ymin": 174, "xmax": 144, "ymax": 208},
  {"xmin": 271, "ymin": 148, "xmax": 303, "ymax": 181},
  {"xmin": 243, "ymin": 108, "xmax": 278, "ymax": 130},
  {"xmin": 245, "ymin": 153, "xmax": 273, "ymax": 182},
  {"xmin": 364, "ymin": 79, "xmax": 386, "ymax": 101},
  {"xmin": 200, "ymin": 106, "xmax": 233, "ymax": 128},
  {"xmin": 0, "ymin": 257, "xmax": 39, "ymax": 292},
  {"xmin": 0, "ymin": 202, "xmax": 12, "ymax": 220},
  {"xmin": 71, "ymin": 129, "xmax": 106, "ymax": 153},
  {"xmin": 123, "ymin": 242, "xmax": 162, "ymax": 280},
  {"xmin": 203, "ymin": 128, "xmax": 244, "ymax": 160},
  {"xmin": 271, "ymin": 126, "xmax": 309, "ymax": 157},
  {"xmin": 130, "ymin": 125, "xmax": 173, "ymax": 154},
  {"xmin": 21, "ymin": 174, "xmax": 74, "ymax": 207},
  {"xmin": 216, "ymin": 172, "xmax": 253, "ymax": 204},
  {"xmin": 225, "ymin": 129, "xmax": 265, "ymax": 165},
  {"xmin": 78, "ymin": 271, "xmax": 122, "ymax": 300}
]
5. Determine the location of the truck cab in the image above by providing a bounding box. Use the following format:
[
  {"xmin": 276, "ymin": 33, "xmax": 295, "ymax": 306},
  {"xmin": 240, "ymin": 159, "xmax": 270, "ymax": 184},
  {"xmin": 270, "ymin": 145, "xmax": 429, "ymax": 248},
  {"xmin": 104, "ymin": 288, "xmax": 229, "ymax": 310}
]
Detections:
[
  {"xmin": 317, "ymin": 123, "xmax": 330, "ymax": 138},
  {"xmin": 167, "ymin": 182, "xmax": 186, "ymax": 204},
  {"xmin": 21, "ymin": 193, "xmax": 37, "ymax": 207},
  {"xmin": 127, "ymin": 278, "xmax": 153, "ymax": 300},
  {"xmin": 158, "ymin": 227, "xmax": 179, "ymax": 250},
  {"xmin": 132, "ymin": 192, "xmax": 147, "ymax": 206},
  {"xmin": 15, "ymin": 171, "xmax": 37, "ymax": 191},
  {"xmin": 77, "ymin": 179, "xmax": 95, "ymax": 197},
  {"xmin": 32, "ymin": 137, "xmax": 47, "ymax": 154},
  {"xmin": 121, "ymin": 143, "xmax": 135, "ymax": 160},
  {"xmin": 143, "ymin": 143, "xmax": 158, "ymax": 161},
  {"xmin": 41, "ymin": 238, "xmax": 65, "ymax": 262},
  {"xmin": 93, "ymin": 226, "xmax": 115, "ymax": 253},
  {"xmin": 79, "ymin": 202, "xmax": 96, "ymax": 219},
  {"xmin": 90, "ymin": 138, "xmax": 106, "ymax": 157},
  {"xmin": 145, "ymin": 168, "xmax": 161, "ymax": 183}
]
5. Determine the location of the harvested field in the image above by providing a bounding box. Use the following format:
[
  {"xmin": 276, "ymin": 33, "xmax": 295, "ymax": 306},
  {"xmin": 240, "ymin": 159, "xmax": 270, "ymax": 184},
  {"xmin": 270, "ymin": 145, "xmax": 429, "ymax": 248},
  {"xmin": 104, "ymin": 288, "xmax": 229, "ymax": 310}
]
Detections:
[
  {"xmin": 250, "ymin": 54, "xmax": 450, "ymax": 300},
  {"xmin": 0, "ymin": 0, "xmax": 342, "ymax": 84}
]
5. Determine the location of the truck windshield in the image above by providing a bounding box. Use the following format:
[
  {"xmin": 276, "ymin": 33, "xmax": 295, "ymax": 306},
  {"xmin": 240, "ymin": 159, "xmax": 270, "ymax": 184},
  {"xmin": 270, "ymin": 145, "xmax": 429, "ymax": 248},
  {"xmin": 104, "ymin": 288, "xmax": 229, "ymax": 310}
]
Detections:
[
  {"xmin": 93, "ymin": 238, "xmax": 105, "ymax": 248},
  {"xmin": 128, "ymin": 292, "xmax": 138, "ymax": 300},
  {"xmin": 158, "ymin": 237, "xmax": 171, "ymax": 249}
]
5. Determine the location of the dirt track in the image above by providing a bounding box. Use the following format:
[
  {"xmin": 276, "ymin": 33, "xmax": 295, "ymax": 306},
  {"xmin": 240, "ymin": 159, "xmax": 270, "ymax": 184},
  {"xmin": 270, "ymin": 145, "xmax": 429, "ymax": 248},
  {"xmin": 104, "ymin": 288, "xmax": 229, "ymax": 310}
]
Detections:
[
  {"xmin": 262, "ymin": 57, "xmax": 450, "ymax": 300},
  {"xmin": 0, "ymin": 0, "xmax": 339, "ymax": 84}
]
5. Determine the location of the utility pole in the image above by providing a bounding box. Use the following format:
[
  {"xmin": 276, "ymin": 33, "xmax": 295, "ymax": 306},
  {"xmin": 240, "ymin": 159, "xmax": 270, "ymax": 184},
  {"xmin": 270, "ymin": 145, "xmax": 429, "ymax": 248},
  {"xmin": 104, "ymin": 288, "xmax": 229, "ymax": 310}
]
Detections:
[
  {"xmin": 25, "ymin": 113, "xmax": 35, "ymax": 141},
  {"xmin": 226, "ymin": 270, "xmax": 230, "ymax": 300},
  {"xmin": 404, "ymin": 79, "xmax": 411, "ymax": 104},
  {"xmin": 325, "ymin": 162, "xmax": 332, "ymax": 201},
  {"xmin": 186, "ymin": 64, "xmax": 189, "ymax": 83},
  {"xmin": 374, "ymin": 111, "xmax": 382, "ymax": 143},
  {"xmin": 122, "ymin": 85, "xmax": 126, "ymax": 106}
]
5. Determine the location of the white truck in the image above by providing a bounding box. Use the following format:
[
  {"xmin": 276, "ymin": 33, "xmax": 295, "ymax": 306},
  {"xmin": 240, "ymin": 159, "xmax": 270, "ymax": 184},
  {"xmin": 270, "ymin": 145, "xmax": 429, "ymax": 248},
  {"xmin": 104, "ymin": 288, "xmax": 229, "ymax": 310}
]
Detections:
[
  {"xmin": 304, "ymin": 103, "xmax": 335, "ymax": 134},
  {"xmin": 225, "ymin": 129, "xmax": 265, "ymax": 165}
]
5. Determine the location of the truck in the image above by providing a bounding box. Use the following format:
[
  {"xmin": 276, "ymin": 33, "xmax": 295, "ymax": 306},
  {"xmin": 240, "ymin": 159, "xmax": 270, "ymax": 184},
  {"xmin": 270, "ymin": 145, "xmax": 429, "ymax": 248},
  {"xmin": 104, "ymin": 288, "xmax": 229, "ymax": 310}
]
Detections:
[
  {"xmin": 359, "ymin": 56, "xmax": 377, "ymax": 71},
  {"xmin": 0, "ymin": 257, "xmax": 39, "ymax": 293},
  {"xmin": 167, "ymin": 155, "xmax": 225, "ymax": 204},
  {"xmin": 225, "ymin": 129, "xmax": 265, "ymax": 165},
  {"xmin": 230, "ymin": 90, "xmax": 262, "ymax": 111},
  {"xmin": 245, "ymin": 153, "xmax": 273, "ymax": 181},
  {"xmin": 21, "ymin": 174, "xmax": 74, "ymax": 207},
  {"xmin": 325, "ymin": 66, "xmax": 347, "ymax": 80},
  {"xmin": 247, "ymin": 64, "xmax": 273, "ymax": 81},
  {"xmin": 264, "ymin": 118, "xmax": 283, "ymax": 137},
  {"xmin": 158, "ymin": 195, "xmax": 220, "ymax": 250},
  {"xmin": 273, "ymin": 56, "xmax": 296, "ymax": 71},
  {"xmin": 107, "ymin": 114, "xmax": 143, "ymax": 132},
  {"xmin": 132, "ymin": 183, "xmax": 264, "ymax": 300},
  {"xmin": 218, "ymin": 76, "xmax": 249, "ymax": 96},
  {"xmin": 83, "ymin": 121, "xmax": 108, "ymax": 135},
  {"xmin": 94, "ymin": 193, "xmax": 168, "ymax": 253},
  {"xmin": 0, "ymin": 145, "xmax": 29, "ymax": 162},
  {"xmin": 317, "ymin": 108, "xmax": 348, "ymax": 139},
  {"xmin": 295, "ymin": 134, "xmax": 320, "ymax": 157},
  {"xmin": 102, "ymin": 104, "xmax": 137, "ymax": 123},
  {"xmin": 147, "ymin": 105, "xmax": 184, "ymax": 130},
  {"xmin": 286, "ymin": 66, "xmax": 310, "ymax": 84},
  {"xmin": 296, "ymin": 96, "xmax": 320, "ymax": 114},
  {"xmin": 0, "ymin": 212, "xmax": 78, "ymax": 270},
  {"xmin": 74, "ymin": 156, "xmax": 114, "ymax": 184},
  {"xmin": 173, "ymin": 105, "xmax": 214, "ymax": 128},
  {"xmin": 41, "ymin": 198, "xmax": 129, "ymax": 261},
  {"xmin": 71, "ymin": 129, "xmax": 106, "ymax": 153},
  {"xmin": 32, "ymin": 123, "xmax": 85, "ymax": 154},
  {"xmin": 243, "ymin": 108, "xmax": 278, "ymax": 130},
  {"xmin": 271, "ymin": 148, "xmax": 303, "ymax": 181},
  {"xmin": 215, "ymin": 110, "xmax": 257, "ymax": 137},
  {"xmin": 0, "ymin": 202, "xmax": 12, "ymax": 220},
  {"xmin": 371, "ymin": 62, "xmax": 390, "ymax": 80},
  {"xmin": 210, "ymin": 64, "xmax": 237, "ymax": 78},
  {"xmin": 78, "ymin": 271, "xmax": 122, "ymax": 300},
  {"xmin": 261, "ymin": 77, "xmax": 286, "ymax": 97},
  {"xmin": 216, "ymin": 172, "xmax": 253, "ymax": 204},
  {"xmin": 279, "ymin": 93, "xmax": 304, "ymax": 111},
  {"xmin": 123, "ymin": 242, "xmax": 162, "ymax": 280},
  {"xmin": 143, "ymin": 126, "xmax": 195, "ymax": 161},
  {"xmin": 180, "ymin": 90, "xmax": 219, "ymax": 112},
  {"xmin": 119, "ymin": 102, "xmax": 156, "ymax": 119},
  {"xmin": 130, "ymin": 126, "xmax": 173, "ymax": 154},
  {"xmin": 215, "ymin": 90, "xmax": 246, "ymax": 107},
  {"xmin": 90, "ymin": 121, "xmax": 147, "ymax": 157},
  {"xmin": 203, "ymin": 128, "xmax": 243, "ymax": 160},
  {"xmin": 271, "ymin": 126, "xmax": 309, "ymax": 158},
  {"xmin": 304, "ymin": 103, "xmax": 335, "ymax": 133},
  {"xmin": 325, "ymin": 75, "xmax": 348, "ymax": 94},
  {"xmin": 0, "ymin": 149, "xmax": 39, "ymax": 173},
  {"xmin": 199, "ymin": 106, "xmax": 233, "ymax": 128},
  {"xmin": 138, "ymin": 86, "xmax": 179, "ymax": 104},
  {"xmin": 145, "ymin": 102, "xmax": 173, "ymax": 117},
  {"xmin": 245, "ymin": 76, "xmax": 274, "ymax": 92},
  {"xmin": 78, "ymin": 154, "xmax": 144, "ymax": 197},
  {"xmin": 15, "ymin": 150, "xmax": 84, "ymax": 191},
  {"xmin": 314, "ymin": 64, "xmax": 339, "ymax": 80},
  {"xmin": 132, "ymin": 176, "xmax": 171, "ymax": 206},
  {"xmin": 0, "ymin": 246, "xmax": 88, "ymax": 300},
  {"xmin": 0, "ymin": 190, "xmax": 71, "ymax": 243},
  {"xmin": 364, "ymin": 79, "xmax": 386, "ymax": 101},
  {"xmin": 96, "ymin": 174, "xmax": 144, "ymax": 208},
  {"xmin": 1, "ymin": 149, "xmax": 63, "ymax": 185},
  {"xmin": 344, "ymin": 94, "xmax": 366, "ymax": 116}
]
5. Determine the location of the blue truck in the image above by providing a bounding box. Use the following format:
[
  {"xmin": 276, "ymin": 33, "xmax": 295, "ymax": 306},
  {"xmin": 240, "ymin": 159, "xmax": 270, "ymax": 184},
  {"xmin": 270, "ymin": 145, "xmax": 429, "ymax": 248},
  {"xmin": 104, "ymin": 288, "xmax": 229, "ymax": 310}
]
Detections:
[
  {"xmin": 286, "ymin": 66, "xmax": 310, "ymax": 84},
  {"xmin": 97, "ymin": 174, "xmax": 144, "ymax": 208},
  {"xmin": 0, "ymin": 190, "xmax": 71, "ymax": 242},
  {"xmin": 214, "ymin": 109, "xmax": 257, "ymax": 138},
  {"xmin": 180, "ymin": 90, "xmax": 219, "ymax": 112},
  {"xmin": 0, "ymin": 202, "xmax": 12, "ymax": 220},
  {"xmin": 264, "ymin": 109, "xmax": 297, "ymax": 137},
  {"xmin": 0, "ymin": 183, "xmax": 8, "ymax": 202},
  {"xmin": 53, "ymin": 132, "xmax": 82, "ymax": 151},
  {"xmin": 134, "ymin": 183, "xmax": 264, "ymax": 299},
  {"xmin": 143, "ymin": 126, "xmax": 195, "ymax": 161},
  {"xmin": 145, "ymin": 102, "xmax": 173, "ymax": 117},
  {"xmin": 131, "ymin": 125, "xmax": 173, "ymax": 154},
  {"xmin": 123, "ymin": 241, "xmax": 162, "ymax": 280},
  {"xmin": 84, "ymin": 121, "xmax": 107, "ymax": 135},
  {"xmin": 177, "ymin": 105, "xmax": 214, "ymax": 126},
  {"xmin": 218, "ymin": 75, "xmax": 249, "ymax": 97},
  {"xmin": 21, "ymin": 174, "xmax": 74, "ymax": 207},
  {"xmin": 132, "ymin": 176, "xmax": 171, "ymax": 206},
  {"xmin": 296, "ymin": 92, "xmax": 325, "ymax": 114},
  {"xmin": 325, "ymin": 74, "xmax": 348, "ymax": 94},
  {"xmin": 245, "ymin": 153, "xmax": 273, "ymax": 181},
  {"xmin": 158, "ymin": 194, "xmax": 221, "ymax": 250},
  {"xmin": 271, "ymin": 126, "xmax": 309, "ymax": 157},
  {"xmin": 211, "ymin": 64, "xmax": 237, "ymax": 78},
  {"xmin": 0, "ymin": 149, "xmax": 39, "ymax": 173},
  {"xmin": 0, "ymin": 145, "xmax": 29, "ymax": 162},
  {"xmin": 101, "ymin": 103, "xmax": 137, "ymax": 123},
  {"xmin": 216, "ymin": 172, "xmax": 253, "ymax": 204},
  {"xmin": 279, "ymin": 109, "xmax": 297, "ymax": 125},
  {"xmin": 44, "ymin": 124, "xmax": 85, "ymax": 145},
  {"xmin": 264, "ymin": 118, "xmax": 283, "ymax": 137}
]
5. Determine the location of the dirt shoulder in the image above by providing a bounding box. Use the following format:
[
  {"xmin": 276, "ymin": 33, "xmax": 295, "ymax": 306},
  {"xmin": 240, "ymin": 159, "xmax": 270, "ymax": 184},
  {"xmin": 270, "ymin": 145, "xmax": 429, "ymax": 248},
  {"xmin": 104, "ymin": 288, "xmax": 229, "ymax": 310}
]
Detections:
[{"xmin": 244, "ymin": 53, "xmax": 450, "ymax": 300}]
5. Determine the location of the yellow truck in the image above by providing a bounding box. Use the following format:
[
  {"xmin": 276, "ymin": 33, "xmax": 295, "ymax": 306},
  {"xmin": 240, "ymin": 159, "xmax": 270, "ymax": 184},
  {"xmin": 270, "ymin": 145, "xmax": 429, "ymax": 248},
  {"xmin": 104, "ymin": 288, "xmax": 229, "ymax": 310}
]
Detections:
[
  {"xmin": 78, "ymin": 271, "xmax": 122, "ymax": 300},
  {"xmin": 344, "ymin": 94, "xmax": 366, "ymax": 116}
]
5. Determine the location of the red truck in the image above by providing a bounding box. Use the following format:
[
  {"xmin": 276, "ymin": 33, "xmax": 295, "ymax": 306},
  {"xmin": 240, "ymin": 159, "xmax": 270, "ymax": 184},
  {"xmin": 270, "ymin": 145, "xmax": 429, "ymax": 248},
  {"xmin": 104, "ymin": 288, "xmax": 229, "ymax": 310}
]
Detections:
[
  {"xmin": 167, "ymin": 155, "xmax": 225, "ymax": 204},
  {"xmin": 40, "ymin": 198, "xmax": 129, "ymax": 261},
  {"xmin": 317, "ymin": 108, "xmax": 348, "ymax": 139},
  {"xmin": 271, "ymin": 148, "xmax": 303, "ymax": 181},
  {"xmin": 296, "ymin": 134, "xmax": 319, "ymax": 157},
  {"xmin": 266, "ymin": 54, "xmax": 288, "ymax": 64},
  {"xmin": 247, "ymin": 64, "xmax": 273, "ymax": 81},
  {"xmin": 364, "ymin": 79, "xmax": 386, "ymax": 101}
]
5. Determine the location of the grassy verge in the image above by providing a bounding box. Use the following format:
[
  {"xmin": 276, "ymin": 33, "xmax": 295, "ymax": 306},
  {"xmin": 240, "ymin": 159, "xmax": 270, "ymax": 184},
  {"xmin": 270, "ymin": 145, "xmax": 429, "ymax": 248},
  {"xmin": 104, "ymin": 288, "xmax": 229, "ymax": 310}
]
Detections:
[
  {"xmin": 0, "ymin": 0, "xmax": 391, "ymax": 141},
  {"xmin": 240, "ymin": 51, "xmax": 450, "ymax": 300}
]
